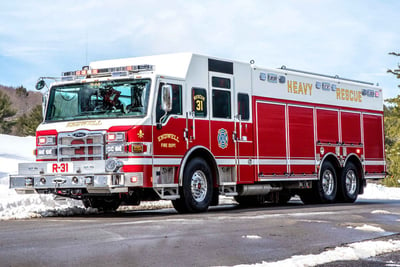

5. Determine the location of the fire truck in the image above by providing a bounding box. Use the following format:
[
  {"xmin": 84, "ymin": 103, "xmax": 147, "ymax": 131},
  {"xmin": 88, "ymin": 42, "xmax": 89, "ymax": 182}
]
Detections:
[{"xmin": 9, "ymin": 53, "xmax": 385, "ymax": 213}]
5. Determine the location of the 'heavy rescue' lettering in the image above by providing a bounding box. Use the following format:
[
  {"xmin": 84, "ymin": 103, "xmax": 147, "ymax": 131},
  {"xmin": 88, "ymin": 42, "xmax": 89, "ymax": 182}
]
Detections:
[
  {"xmin": 287, "ymin": 80, "xmax": 312, "ymax": 96},
  {"xmin": 336, "ymin": 88, "xmax": 362, "ymax": 102}
]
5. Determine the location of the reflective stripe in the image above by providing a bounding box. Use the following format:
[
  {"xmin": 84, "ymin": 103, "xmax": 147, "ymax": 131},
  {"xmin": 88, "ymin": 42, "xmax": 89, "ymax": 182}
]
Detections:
[
  {"xmin": 152, "ymin": 158, "xmax": 181, "ymax": 165},
  {"xmin": 123, "ymin": 158, "xmax": 153, "ymax": 165},
  {"xmin": 289, "ymin": 160, "xmax": 316, "ymax": 165},
  {"xmin": 256, "ymin": 159, "xmax": 316, "ymax": 165},
  {"xmin": 216, "ymin": 158, "xmax": 236, "ymax": 165},
  {"xmin": 364, "ymin": 160, "xmax": 386, "ymax": 166}
]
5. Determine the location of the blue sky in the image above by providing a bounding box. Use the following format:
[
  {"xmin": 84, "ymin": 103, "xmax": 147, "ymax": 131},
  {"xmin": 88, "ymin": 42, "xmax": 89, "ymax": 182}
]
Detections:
[{"xmin": 1, "ymin": 0, "xmax": 399, "ymax": 99}]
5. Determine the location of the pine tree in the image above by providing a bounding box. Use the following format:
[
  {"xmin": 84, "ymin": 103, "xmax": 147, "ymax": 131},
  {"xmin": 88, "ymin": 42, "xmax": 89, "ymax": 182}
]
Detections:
[
  {"xmin": 384, "ymin": 52, "xmax": 400, "ymax": 186},
  {"xmin": 0, "ymin": 91, "xmax": 17, "ymax": 134},
  {"xmin": 15, "ymin": 104, "xmax": 43, "ymax": 136},
  {"xmin": 387, "ymin": 52, "xmax": 400, "ymax": 86},
  {"xmin": 15, "ymin": 86, "xmax": 29, "ymax": 97}
]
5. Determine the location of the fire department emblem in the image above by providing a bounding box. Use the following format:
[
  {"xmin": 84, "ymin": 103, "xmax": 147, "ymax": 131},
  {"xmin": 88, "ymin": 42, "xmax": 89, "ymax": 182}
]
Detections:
[{"xmin": 217, "ymin": 128, "xmax": 228, "ymax": 149}]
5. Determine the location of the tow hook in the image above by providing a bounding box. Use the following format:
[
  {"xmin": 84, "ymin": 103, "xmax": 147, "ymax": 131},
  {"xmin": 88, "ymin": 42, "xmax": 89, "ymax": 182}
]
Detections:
[{"xmin": 53, "ymin": 178, "xmax": 66, "ymax": 184}]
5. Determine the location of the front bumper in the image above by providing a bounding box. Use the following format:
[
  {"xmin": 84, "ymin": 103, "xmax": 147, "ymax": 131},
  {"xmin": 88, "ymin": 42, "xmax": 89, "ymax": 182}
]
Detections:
[{"xmin": 9, "ymin": 160, "xmax": 143, "ymax": 194}]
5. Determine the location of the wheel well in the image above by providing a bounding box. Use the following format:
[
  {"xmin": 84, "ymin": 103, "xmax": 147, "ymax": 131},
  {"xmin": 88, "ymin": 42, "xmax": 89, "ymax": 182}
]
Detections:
[
  {"xmin": 179, "ymin": 147, "xmax": 219, "ymax": 187},
  {"xmin": 321, "ymin": 154, "xmax": 341, "ymax": 178}
]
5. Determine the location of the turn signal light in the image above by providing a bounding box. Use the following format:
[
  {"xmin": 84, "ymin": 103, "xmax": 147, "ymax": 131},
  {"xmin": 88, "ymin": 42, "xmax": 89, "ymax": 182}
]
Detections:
[{"xmin": 131, "ymin": 143, "xmax": 147, "ymax": 153}]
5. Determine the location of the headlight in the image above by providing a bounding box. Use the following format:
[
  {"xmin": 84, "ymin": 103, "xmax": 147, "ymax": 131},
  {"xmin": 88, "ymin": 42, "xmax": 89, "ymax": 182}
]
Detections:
[
  {"xmin": 36, "ymin": 147, "xmax": 57, "ymax": 158},
  {"xmin": 106, "ymin": 143, "xmax": 125, "ymax": 154}
]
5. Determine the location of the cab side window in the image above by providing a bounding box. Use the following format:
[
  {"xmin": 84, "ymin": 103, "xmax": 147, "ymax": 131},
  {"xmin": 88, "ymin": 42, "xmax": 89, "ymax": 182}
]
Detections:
[
  {"xmin": 238, "ymin": 93, "xmax": 249, "ymax": 120},
  {"xmin": 156, "ymin": 83, "xmax": 182, "ymax": 122},
  {"xmin": 212, "ymin": 89, "xmax": 231, "ymax": 119},
  {"xmin": 211, "ymin": 75, "xmax": 231, "ymax": 119},
  {"xmin": 192, "ymin": 88, "xmax": 207, "ymax": 117}
]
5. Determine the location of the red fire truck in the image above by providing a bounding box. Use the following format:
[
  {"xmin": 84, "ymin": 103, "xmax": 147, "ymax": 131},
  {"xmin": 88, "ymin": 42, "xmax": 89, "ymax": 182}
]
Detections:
[{"xmin": 10, "ymin": 53, "xmax": 385, "ymax": 213}]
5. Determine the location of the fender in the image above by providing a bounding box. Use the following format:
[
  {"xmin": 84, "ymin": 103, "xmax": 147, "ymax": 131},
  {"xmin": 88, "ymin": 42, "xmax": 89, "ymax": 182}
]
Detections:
[
  {"xmin": 343, "ymin": 152, "xmax": 365, "ymax": 183},
  {"xmin": 178, "ymin": 145, "xmax": 218, "ymax": 186},
  {"xmin": 318, "ymin": 152, "xmax": 341, "ymax": 178}
]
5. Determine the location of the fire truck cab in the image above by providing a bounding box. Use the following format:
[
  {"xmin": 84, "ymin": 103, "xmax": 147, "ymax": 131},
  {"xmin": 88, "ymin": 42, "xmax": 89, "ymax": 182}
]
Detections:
[{"xmin": 10, "ymin": 53, "xmax": 385, "ymax": 213}]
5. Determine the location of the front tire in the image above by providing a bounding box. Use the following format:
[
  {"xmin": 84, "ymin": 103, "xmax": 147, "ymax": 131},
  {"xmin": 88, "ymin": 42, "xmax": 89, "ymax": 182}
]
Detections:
[{"xmin": 173, "ymin": 158, "xmax": 213, "ymax": 213}]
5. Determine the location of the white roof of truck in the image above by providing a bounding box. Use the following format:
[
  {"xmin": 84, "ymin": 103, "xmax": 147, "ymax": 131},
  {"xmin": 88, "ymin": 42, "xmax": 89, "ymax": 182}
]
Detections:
[{"xmin": 89, "ymin": 52, "xmax": 194, "ymax": 79}]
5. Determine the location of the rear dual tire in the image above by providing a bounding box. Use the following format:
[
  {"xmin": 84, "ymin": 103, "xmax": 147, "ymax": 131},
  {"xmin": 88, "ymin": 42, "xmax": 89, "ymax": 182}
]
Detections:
[
  {"xmin": 338, "ymin": 162, "xmax": 360, "ymax": 203},
  {"xmin": 300, "ymin": 161, "xmax": 360, "ymax": 204},
  {"xmin": 300, "ymin": 161, "xmax": 337, "ymax": 204}
]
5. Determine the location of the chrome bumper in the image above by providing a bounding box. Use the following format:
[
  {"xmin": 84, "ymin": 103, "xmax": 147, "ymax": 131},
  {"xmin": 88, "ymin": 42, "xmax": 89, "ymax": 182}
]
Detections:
[{"xmin": 9, "ymin": 160, "xmax": 143, "ymax": 194}]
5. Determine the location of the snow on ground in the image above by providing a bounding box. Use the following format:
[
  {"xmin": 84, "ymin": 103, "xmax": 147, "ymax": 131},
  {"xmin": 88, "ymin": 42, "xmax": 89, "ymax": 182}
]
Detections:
[
  {"xmin": 242, "ymin": 235, "xmax": 262, "ymax": 240},
  {"xmin": 234, "ymin": 239, "xmax": 400, "ymax": 267},
  {"xmin": 360, "ymin": 183, "xmax": 400, "ymax": 200},
  {"xmin": 347, "ymin": 224, "xmax": 386, "ymax": 233}
]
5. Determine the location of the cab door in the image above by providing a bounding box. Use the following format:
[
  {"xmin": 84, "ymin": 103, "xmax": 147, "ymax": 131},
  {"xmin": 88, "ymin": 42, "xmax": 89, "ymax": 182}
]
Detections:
[{"xmin": 153, "ymin": 79, "xmax": 186, "ymax": 158}]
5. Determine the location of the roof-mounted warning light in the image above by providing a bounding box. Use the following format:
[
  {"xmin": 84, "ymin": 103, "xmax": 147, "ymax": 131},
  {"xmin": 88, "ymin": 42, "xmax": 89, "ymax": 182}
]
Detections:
[{"xmin": 61, "ymin": 64, "xmax": 154, "ymax": 81}]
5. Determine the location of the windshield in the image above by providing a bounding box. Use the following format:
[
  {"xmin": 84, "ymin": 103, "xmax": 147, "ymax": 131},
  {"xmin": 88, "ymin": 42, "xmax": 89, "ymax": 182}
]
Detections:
[{"xmin": 45, "ymin": 79, "xmax": 151, "ymax": 122}]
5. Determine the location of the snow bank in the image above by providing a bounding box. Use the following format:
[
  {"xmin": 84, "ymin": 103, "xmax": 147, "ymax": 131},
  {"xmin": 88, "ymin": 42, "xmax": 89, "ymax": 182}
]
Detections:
[
  {"xmin": 360, "ymin": 183, "xmax": 400, "ymax": 200},
  {"xmin": 0, "ymin": 134, "xmax": 90, "ymax": 220},
  {"xmin": 234, "ymin": 239, "xmax": 400, "ymax": 267}
]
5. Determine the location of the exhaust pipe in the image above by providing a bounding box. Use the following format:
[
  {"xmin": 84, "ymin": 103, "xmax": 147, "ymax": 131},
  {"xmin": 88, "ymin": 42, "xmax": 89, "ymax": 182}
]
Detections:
[{"xmin": 239, "ymin": 184, "xmax": 282, "ymax": 196}]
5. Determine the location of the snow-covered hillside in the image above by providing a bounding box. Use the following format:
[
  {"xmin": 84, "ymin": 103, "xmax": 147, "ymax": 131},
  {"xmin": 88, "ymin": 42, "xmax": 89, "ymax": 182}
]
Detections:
[{"xmin": 1, "ymin": 134, "xmax": 399, "ymax": 221}]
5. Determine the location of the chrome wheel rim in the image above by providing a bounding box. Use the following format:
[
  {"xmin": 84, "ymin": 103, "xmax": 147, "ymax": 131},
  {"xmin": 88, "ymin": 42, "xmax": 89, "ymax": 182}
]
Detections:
[
  {"xmin": 191, "ymin": 170, "xmax": 207, "ymax": 202},
  {"xmin": 345, "ymin": 170, "xmax": 357, "ymax": 195},
  {"xmin": 322, "ymin": 169, "xmax": 334, "ymax": 196}
]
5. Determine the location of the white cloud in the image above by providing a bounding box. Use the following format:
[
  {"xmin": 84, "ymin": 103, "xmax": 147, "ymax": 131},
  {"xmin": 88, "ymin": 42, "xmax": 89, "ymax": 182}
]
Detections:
[{"xmin": 0, "ymin": 0, "xmax": 399, "ymax": 95}]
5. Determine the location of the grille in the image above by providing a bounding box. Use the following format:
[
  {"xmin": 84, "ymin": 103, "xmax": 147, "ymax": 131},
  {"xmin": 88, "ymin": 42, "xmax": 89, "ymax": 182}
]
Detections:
[{"xmin": 58, "ymin": 130, "xmax": 105, "ymax": 161}]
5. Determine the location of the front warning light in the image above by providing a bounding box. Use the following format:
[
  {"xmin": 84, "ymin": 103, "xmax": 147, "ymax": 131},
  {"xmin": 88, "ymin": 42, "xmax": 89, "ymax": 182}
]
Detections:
[
  {"xmin": 107, "ymin": 132, "xmax": 125, "ymax": 142},
  {"xmin": 38, "ymin": 135, "xmax": 56, "ymax": 145}
]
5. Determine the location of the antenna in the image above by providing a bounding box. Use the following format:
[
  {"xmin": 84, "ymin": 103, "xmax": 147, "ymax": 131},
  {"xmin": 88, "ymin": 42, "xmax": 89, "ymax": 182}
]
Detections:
[{"xmin": 85, "ymin": 30, "xmax": 89, "ymax": 66}]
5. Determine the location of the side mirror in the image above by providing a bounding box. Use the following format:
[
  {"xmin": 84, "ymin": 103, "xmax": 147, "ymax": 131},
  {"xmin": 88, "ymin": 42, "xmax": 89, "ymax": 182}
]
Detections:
[
  {"xmin": 157, "ymin": 85, "xmax": 173, "ymax": 130},
  {"xmin": 35, "ymin": 79, "xmax": 46, "ymax": 90},
  {"xmin": 161, "ymin": 85, "xmax": 172, "ymax": 112}
]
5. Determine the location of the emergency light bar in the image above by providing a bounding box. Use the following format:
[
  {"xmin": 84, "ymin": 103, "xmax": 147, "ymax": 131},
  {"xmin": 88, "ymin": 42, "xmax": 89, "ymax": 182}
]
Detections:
[{"xmin": 61, "ymin": 64, "xmax": 154, "ymax": 81}]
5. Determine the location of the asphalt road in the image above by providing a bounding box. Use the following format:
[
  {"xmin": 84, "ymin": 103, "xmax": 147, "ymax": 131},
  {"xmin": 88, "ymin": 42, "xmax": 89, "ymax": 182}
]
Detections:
[{"xmin": 1, "ymin": 198, "xmax": 400, "ymax": 267}]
